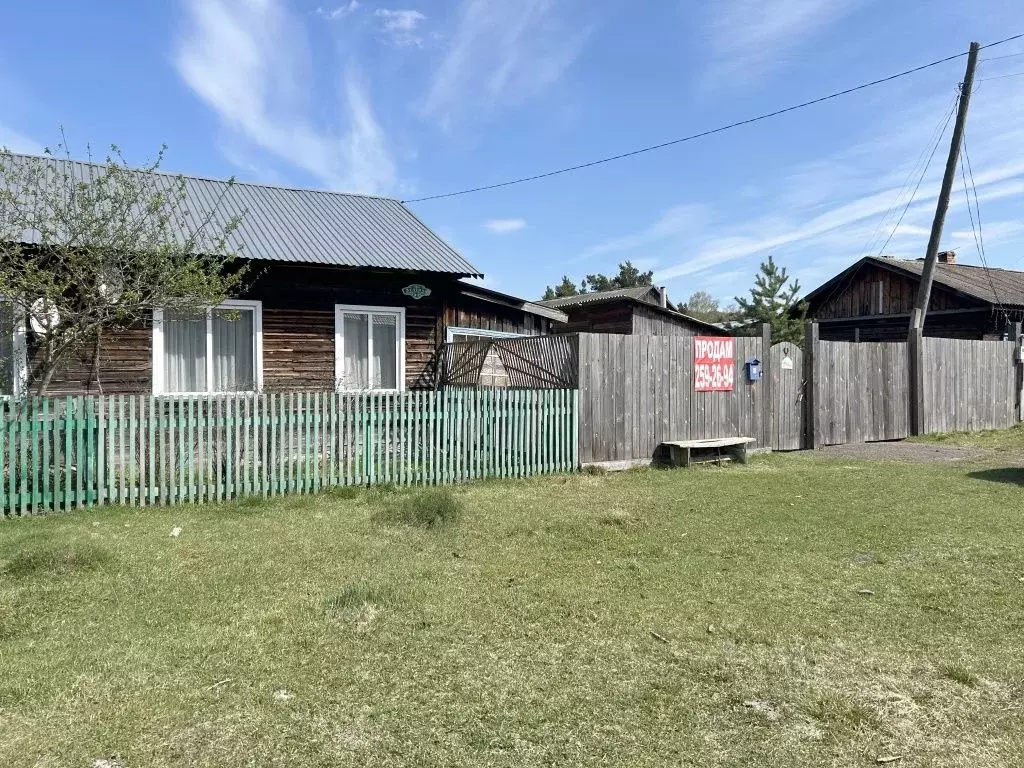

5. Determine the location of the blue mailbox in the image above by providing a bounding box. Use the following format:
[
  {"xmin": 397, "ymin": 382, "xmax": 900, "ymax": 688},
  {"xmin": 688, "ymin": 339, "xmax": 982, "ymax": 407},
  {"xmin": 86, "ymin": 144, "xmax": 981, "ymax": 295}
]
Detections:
[{"xmin": 745, "ymin": 358, "xmax": 762, "ymax": 382}]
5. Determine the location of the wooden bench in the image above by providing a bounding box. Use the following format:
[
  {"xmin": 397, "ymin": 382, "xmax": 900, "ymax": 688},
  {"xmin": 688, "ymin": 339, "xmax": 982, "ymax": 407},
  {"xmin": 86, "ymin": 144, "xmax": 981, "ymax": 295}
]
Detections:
[{"xmin": 658, "ymin": 437, "xmax": 756, "ymax": 468}]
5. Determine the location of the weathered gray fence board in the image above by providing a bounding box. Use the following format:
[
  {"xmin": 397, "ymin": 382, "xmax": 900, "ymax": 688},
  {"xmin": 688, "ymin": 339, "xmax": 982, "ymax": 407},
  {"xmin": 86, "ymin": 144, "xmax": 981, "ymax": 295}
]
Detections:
[
  {"xmin": 769, "ymin": 342, "xmax": 803, "ymax": 450},
  {"xmin": 920, "ymin": 338, "xmax": 1016, "ymax": 434},
  {"xmin": 577, "ymin": 333, "xmax": 766, "ymax": 463}
]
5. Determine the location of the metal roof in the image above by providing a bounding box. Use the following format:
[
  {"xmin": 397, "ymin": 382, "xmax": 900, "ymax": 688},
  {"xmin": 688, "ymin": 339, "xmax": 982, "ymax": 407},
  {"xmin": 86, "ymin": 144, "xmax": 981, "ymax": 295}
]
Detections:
[
  {"xmin": 538, "ymin": 286, "xmax": 661, "ymax": 308},
  {"xmin": 1, "ymin": 152, "xmax": 482, "ymax": 276}
]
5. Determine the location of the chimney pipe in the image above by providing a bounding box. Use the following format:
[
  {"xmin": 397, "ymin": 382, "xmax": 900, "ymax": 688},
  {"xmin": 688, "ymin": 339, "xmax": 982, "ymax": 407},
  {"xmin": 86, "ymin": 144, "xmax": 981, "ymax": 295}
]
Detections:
[
  {"xmin": 937, "ymin": 250, "xmax": 956, "ymax": 264},
  {"xmin": 657, "ymin": 286, "xmax": 667, "ymax": 308}
]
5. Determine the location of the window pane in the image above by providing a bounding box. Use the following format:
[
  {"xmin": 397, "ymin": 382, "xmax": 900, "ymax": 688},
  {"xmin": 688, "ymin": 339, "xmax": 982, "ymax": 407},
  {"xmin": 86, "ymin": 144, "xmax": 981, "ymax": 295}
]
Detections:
[
  {"xmin": 213, "ymin": 308, "xmax": 255, "ymax": 392},
  {"xmin": 372, "ymin": 314, "xmax": 398, "ymax": 389},
  {"xmin": 343, "ymin": 313, "xmax": 369, "ymax": 389},
  {"xmin": 0, "ymin": 302, "xmax": 13, "ymax": 396},
  {"xmin": 163, "ymin": 310, "xmax": 206, "ymax": 393}
]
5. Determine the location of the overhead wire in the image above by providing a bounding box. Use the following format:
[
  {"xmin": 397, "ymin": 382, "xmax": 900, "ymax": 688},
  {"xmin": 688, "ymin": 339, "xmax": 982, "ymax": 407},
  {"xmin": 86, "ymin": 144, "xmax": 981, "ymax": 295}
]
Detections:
[
  {"xmin": 403, "ymin": 33, "xmax": 1024, "ymax": 204},
  {"xmin": 857, "ymin": 94, "xmax": 958, "ymax": 260},
  {"xmin": 959, "ymin": 129, "xmax": 1010, "ymax": 324}
]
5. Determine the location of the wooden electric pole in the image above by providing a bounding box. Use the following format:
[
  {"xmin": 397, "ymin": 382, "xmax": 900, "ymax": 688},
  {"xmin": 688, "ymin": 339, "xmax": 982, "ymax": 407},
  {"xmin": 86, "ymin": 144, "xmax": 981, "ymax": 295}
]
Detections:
[
  {"xmin": 908, "ymin": 41, "xmax": 980, "ymax": 334},
  {"xmin": 908, "ymin": 41, "xmax": 980, "ymax": 435}
]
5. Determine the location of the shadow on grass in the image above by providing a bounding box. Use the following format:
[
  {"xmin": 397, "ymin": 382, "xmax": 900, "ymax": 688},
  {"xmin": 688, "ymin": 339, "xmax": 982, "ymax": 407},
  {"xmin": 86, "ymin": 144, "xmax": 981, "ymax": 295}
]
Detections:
[
  {"xmin": 967, "ymin": 468, "xmax": 1024, "ymax": 486},
  {"xmin": 1, "ymin": 543, "xmax": 112, "ymax": 579}
]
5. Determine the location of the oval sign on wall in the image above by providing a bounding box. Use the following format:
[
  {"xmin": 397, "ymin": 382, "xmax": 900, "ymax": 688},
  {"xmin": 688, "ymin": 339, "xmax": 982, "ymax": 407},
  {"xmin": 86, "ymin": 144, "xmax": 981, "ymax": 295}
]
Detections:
[{"xmin": 402, "ymin": 284, "xmax": 432, "ymax": 300}]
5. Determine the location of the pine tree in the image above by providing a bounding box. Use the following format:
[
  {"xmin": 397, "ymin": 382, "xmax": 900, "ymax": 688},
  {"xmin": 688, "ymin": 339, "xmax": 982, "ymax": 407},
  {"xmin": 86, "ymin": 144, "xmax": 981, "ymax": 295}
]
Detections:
[
  {"xmin": 542, "ymin": 275, "xmax": 581, "ymax": 300},
  {"xmin": 734, "ymin": 256, "xmax": 807, "ymax": 344}
]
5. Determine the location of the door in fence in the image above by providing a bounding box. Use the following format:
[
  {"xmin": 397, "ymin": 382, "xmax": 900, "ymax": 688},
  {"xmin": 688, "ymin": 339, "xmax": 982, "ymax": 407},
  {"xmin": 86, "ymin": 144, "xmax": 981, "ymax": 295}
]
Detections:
[{"xmin": 769, "ymin": 342, "xmax": 804, "ymax": 451}]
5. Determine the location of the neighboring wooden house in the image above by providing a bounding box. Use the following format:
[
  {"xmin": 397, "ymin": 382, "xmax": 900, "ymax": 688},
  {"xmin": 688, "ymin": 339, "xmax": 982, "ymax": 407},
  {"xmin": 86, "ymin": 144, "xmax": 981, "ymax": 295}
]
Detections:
[
  {"xmin": 803, "ymin": 252, "xmax": 1024, "ymax": 341},
  {"xmin": 0, "ymin": 155, "xmax": 566, "ymax": 396},
  {"xmin": 539, "ymin": 286, "xmax": 723, "ymax": 336}
]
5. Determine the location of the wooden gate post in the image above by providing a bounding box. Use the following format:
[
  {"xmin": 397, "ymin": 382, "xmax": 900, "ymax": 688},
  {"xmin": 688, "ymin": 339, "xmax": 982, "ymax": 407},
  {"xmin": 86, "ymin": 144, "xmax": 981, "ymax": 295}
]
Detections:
[
  {"xmin": 803, "ymin": 322, "xmax": 818, "ymax": 449},
  {"xmin": 1014, "ymin": 321, "xmax": 1023, "ymax": 423},
  {"xmin": 908, "ymin": 328, "xmax": 924, "ymax": 436},
  {"xmin": 761, "ymin": 323, "xmax": 772, "ymax": 449}
]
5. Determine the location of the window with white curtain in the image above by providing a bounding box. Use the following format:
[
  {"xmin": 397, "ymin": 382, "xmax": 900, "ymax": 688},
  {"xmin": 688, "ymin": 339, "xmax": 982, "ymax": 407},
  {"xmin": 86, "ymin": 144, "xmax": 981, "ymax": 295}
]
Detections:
[
  {"xmin": 153, "ymin": 300, "xmax": 262, "ymax": 394},
  {"xmin": 334, "ymin": 305, "xmax": 405, "ymax": 391},
  {"xmin": 0, "ymin": 298, "xmax": 26, "ymax": 397}
]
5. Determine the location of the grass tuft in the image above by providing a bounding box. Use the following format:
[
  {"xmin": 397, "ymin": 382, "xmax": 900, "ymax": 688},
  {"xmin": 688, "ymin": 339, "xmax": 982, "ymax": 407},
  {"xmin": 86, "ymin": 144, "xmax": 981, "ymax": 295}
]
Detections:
[
  {"xmin": 327, "ymin": 486, "xmax": 362, "ymax": 501},
  {"xmin": 807, "ymin": 693, "xmax": 879, "ymax": 730},
  {"xmin": 939, "ymin": 663, "xmax": 979, "ymax": 687},
  {"xmin": 1, "ymin": 543, "xmax": 112, "ymax": 579},
  {"xmin": 373, "ymin": 487, "xmax": 463, "ymax": 530},
  {"xmin": 325, "ymin": 583, "xmax": 394, "ymax": 612},
  {"xmin": 582, "ymin": 464, "xmax": 607, "ymax": 475}
]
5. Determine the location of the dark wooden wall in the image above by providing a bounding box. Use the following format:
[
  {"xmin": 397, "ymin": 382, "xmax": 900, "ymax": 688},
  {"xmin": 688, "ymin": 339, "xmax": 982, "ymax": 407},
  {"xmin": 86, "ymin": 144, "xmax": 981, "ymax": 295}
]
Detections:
[
  {"xmin": 549, "ymin": 300, "xmax": 710, "ymax": 337},
  {"xmin": 24, "ymin": 263, "xmax": 549, "ymax": 395},
  {"xmin": 812, "ymin": 264, "xmax": 970, "ymax": 320},
  {"xmin": 809, "ymin": 263, "xmax": 1007, "ymax": 341},
  {"xmin": 548, "ymin": 302, "xmax": 634, "ymax": 335},
  {"xmin": 631, "ymin": 304, "xmax": 704, "ymax": 336}
]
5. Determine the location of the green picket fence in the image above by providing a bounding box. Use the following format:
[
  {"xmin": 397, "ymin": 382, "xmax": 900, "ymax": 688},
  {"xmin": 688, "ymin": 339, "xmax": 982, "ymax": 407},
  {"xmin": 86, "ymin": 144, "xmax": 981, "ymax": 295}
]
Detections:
[{"xmin": 0, "ymin": 388, "xmax": 579, "ymax": 517}]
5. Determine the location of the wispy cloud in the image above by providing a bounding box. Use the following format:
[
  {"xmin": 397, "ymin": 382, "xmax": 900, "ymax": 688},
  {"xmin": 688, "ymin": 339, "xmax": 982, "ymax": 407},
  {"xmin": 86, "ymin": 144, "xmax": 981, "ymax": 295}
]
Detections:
[
  {"xmin": 422, "ymin": 0, "xmax": 589, "ymax": 126},
  {"xmin": 175, "ymin": 0, "xmax": 396, "ymax": 194},
  {"xmin": 0, "ymin": 123, "xmax": 39, "ymax": 154},
  {"xmin": 484, "ymin": 217, "xmax": 527, "ymax": 234},
  {"xmin": 701, "ymin": 0, "xmax": 860, "ymax": 89},
  {"xmin": 316, "ymin": 1, "xmax": 359, "ymax": 21},
  {"xmin": 578, "ymin": 204, "xmax": 708, "ymax": 261},
  {"xmin": 376, "ymin": 9, "xmax": 427, "ymax": 47},
  {"xmin": 578, "ymin": 71, "xmax": 1024, "ymax": 301}
]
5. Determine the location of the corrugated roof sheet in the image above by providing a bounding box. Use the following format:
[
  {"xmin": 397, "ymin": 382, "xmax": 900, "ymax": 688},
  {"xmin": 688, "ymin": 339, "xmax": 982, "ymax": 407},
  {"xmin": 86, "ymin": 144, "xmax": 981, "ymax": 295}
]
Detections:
[
  {"xmin": 868, "ymin": 256, "xmax": 1024, "ymax": 308},
  {"xmin": 538, "ymin": 286, "xmax": 658, "ymax": 308},
  {"xmin": 1, "ymin": 152, "xmax": 482, "ymax": 276}
]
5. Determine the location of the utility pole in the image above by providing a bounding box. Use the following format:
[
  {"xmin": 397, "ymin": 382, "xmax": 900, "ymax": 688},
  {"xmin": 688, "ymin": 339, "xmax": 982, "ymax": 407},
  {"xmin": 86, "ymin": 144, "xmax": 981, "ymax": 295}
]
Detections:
[
  {"xmin": 909, "ymin": 41, "xmax": 980, "ymax": 334},
  {"xmin": 908, "ymin": 42, "xmax": 979, "ymax": 436}
]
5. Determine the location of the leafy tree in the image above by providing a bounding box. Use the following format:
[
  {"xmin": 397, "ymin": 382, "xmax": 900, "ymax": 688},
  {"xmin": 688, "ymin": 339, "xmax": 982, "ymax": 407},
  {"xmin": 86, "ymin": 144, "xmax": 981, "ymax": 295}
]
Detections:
[
  {"xmin": 734, "ymin": 256, "xmax": 807, "ymax": 344},
  {"xmin": 683, "ymin": 290, "xmax": 720, "ymax": 320},
  {"xmin": 542, "ymin": 260, "xmax": 653, "ymax": 300},
  {"xmin": 542, "ymin": 275, "xmax": 581, "ymax": 301},
  {"xmin": 0, "ymin": 138, "xmax": 246, "ymax": 394}
]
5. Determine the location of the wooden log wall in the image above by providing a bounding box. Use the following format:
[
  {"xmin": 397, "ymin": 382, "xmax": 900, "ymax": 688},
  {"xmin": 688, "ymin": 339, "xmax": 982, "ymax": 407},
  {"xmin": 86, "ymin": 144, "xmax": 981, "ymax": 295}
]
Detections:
[{"xmin": 576, "ymin": 333, "xmax": 767, "ymax": 464}]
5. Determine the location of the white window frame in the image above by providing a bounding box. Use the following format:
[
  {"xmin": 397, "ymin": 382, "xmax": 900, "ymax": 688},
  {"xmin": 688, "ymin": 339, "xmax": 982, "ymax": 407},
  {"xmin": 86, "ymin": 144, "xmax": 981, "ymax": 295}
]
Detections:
[
  {"xmin": 152, "ymin": 299, "xmax": 264, "ymax": 395},
  {"xmin": 445, "ymin": 326, "xmax": 524, "ymax": 342},
  {"xmin": 0, "ymin": 297, "xmax": 27, "ymax": 399},
  {"xmin": 334, "ymin": 304, "xmax": 406, "ymax": 392}
]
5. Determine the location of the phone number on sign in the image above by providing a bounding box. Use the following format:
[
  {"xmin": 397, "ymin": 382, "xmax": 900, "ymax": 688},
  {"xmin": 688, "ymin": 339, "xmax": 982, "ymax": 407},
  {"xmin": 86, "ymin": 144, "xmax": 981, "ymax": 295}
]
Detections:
[{"xmin": 694, "ymin": 362, "xmax": 734, "ymax": 391}]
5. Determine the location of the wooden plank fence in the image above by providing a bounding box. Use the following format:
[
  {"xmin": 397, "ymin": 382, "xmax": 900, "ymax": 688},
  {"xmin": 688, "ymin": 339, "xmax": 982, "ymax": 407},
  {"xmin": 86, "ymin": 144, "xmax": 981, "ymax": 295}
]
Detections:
[
  {"xmin": 920, "ymin": 337, "xmax": 1018, "ymax": 434},
  {"xmin": 577, "ymin": 333, "xmax": 767, "ymax": 464},
  {"xmin": 0, "ymin": 389, "xmax": 579, "ymax": 517},
  {"xmin": 811, "ymin": 340, "xmax": 911, "ymax": 446}
]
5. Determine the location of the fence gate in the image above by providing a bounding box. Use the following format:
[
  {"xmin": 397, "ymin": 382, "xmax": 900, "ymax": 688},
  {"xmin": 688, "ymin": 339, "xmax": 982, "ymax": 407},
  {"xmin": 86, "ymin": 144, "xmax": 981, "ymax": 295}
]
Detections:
[{"xmin": 769, "ymin": 341, "xmax": 804, "ymax": 450}]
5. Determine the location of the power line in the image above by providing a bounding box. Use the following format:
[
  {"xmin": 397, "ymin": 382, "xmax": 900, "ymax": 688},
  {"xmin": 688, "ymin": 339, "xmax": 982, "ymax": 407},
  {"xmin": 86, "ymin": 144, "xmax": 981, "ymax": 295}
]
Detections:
[
  {"xmin": 980, "ymin": 51, "xmax": 1024, "ymax": 61},
  {"xmin": 403, "ymin": 33, "xmax": 1024, "ymax": 204},
  {"xmin": 958, "ymin": 128, "xmax": 1005, "ymax": 314},
  {"xmin": 857, "ymin": 94, "xmax": 958, "ymax": 260},
  {"xmin": 875, "ymin": 101, "xmax": 957, "ymax": 257},
  {"xmin": 978, "ymin": 71, "xmax": 1024, "ymax": 81}
]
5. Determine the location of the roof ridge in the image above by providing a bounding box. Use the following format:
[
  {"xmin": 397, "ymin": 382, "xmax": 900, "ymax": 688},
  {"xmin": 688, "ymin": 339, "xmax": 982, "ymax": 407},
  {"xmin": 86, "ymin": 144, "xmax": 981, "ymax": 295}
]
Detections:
[{"xmin": 0, "ymin": 150, "xmax": 401, "ymax": 204}]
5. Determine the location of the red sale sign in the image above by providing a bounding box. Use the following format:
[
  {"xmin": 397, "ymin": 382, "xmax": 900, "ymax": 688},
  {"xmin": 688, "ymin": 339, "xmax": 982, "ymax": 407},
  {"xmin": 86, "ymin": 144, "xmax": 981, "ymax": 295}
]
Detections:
[{"xmin": 694, "ymin": 336, "xmax": 735, "ymax": 392}]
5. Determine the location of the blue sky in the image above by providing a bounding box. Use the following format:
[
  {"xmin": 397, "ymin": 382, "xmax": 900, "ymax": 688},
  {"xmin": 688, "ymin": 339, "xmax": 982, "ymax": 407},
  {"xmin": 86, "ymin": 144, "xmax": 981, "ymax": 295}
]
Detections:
[{"xmin": 2, "ymin": 0, "xmax": 1024, "ymax": 305}]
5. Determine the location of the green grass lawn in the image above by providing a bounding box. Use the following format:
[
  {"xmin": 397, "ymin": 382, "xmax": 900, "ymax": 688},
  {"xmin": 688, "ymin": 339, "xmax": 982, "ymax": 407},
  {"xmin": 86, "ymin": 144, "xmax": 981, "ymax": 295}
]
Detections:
[{"xmin": 2, "ymin": 444, "xmax": 1024, "ymax": 767}]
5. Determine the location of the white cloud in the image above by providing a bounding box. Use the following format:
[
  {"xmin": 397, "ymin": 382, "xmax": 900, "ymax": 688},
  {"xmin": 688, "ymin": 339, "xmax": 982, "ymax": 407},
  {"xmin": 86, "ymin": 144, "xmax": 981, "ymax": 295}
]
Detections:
[
  {"xmin": 701, "ymin": 0, "xmax": 860, "ymax": 89},
  {"xmin": 316, "ymin": 1, "xmax": 359, "ymax": 21},
  {"xmin": 0, "ymin": 124, "xmax": 39, "ymax": 154},
  {"xmin": 579, "ymin": 71, "xmax": 1024, "ymax": 301},
  {"xmin": 578, "ymin": 203, "xmax": 708, "ymax": 261},
  {"xmin": 484, "ymin": 217, "xmax": 527, "ymax": 234},
  {"xmin": 376, "ymin": 9, "xmax": 427, "ymax": 46},
  {"xmin": 175, "ymin": 0, "xmax": 396, "ymax": 194},
  {"xmin": 422, "ymin": 0, "xmax": 589, "ymax": 126}
]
